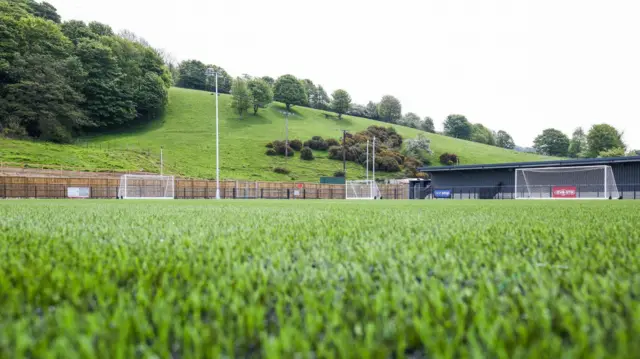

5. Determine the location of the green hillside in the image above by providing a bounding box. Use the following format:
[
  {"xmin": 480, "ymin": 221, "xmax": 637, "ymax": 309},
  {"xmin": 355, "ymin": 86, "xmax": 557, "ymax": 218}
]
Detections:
[{"xmin": 0, "ymin": 87, "xmax": 554, "ymax": 181}]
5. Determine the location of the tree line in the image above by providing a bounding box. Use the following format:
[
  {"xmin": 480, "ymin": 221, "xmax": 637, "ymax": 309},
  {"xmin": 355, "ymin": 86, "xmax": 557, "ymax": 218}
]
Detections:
[
  {"xmin": 0, "ymin": 0, "xmax": 171, "ymax": 143},
  {"xmin": 532, "ymin": 125, "xmax": 637, "ymax": 158}
]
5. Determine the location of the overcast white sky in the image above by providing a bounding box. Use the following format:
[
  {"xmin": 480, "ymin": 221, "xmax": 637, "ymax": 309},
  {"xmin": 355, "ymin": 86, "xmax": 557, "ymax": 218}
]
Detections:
[{"xmin": 50, "ymin": 0, "xmax": 640, "ymax": 148}]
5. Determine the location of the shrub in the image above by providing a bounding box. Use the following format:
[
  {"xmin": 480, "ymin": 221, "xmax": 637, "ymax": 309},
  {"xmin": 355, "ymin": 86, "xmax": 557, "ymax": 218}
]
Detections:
[
  {"xmin": 271, "ymin": 140, "xmax": 295, "ymax": 156},
  {"xmin": 334, "ymin": 170, "xmax": 345, "ymax": 177},
  {"xmin": 376, "ymin": 156, "xmax": 401, "ymax": 172},
  {"xmin": 289, "ymin": 139, "xmax": 303, "ymax": 151},
  {"xmin": 300, "ymin": 147, "xmax": 314, "ymax": 160},
  {"xmin": 439, "ymin": 153, "xmax": 459, "ymax": 165},
  {"xmin": 326, "ymin": 138, "xmax": 340, "ymax": 147},
  {"xmin": 273, "ymin": 167, "xmax": 290, "ymax": 174},
  {"xmin": 306, "ymin": 137, "xmax": 329, "ymax": 151},
  {"xmin": 265, "ymin": 142, "xmax": 274, "ymax": 148},
  {"xmin": 328, "ymin": 145, "xmax": 363, "ymax": 162},
  {"xmin": 265, "ymin": 149, "xmax": 277, "ymax": 156}
]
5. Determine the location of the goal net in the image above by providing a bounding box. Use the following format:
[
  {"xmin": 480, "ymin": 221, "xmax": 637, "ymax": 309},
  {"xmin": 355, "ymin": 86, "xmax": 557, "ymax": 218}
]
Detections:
[
  {"xmin": 515, "ymin": 166, "xmax": 619, "ymax": 199},
  {"xmin": 118, "ymin": 174, "xmax": 175, "ymax": 199},
  {"xmin": 346, "ymin": 180, "xmax": 380, "ymax": 200}
]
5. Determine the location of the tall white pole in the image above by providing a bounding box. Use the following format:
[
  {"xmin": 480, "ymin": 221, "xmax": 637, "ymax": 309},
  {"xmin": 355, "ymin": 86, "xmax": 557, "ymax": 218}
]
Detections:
[
  {"xmin": 372, "ymin": 136, "xmax": 376, "ymax": 198},
  {"xmin": 366, "ymin": 139, "xmax": 369, "ymax": 181},
  {"xmin": 285, "ymin": 112, "xmax": 289, "ymax": 159},
  {"xmin": 215, "ymin": 72, "xmax": 220, "ymax": 200},
  {"xmin": 160, "ymin": 147, "xmax": 163, "ymax": 177}
]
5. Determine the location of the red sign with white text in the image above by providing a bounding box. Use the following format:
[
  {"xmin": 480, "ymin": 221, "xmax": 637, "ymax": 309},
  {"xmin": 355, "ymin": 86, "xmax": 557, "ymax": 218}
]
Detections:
[{"xmin": 552, "ymin": 186, "xmax": 577, "ymax": 198}]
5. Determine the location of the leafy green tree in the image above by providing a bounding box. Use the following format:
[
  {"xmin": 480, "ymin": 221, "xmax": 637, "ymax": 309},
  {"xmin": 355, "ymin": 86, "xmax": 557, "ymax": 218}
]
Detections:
[
  {"xmin": 314, "ymin": 85, "xmax": 330, "ymax": 110},
  {"xmin": 533, "ymin": 128, "xmax": 570, "ymax": 156},
  {"xmin": 628, "ymin": 149, "xmax": 640, "ymax": 156},
  {"xmin": 403, "ymin": 134, "xmax": 432, "ymax": 161},
  {"xmin": 443, "ymin": 114, "xmax": 472, "ymax": 139},
  {"xmin": 273, "ymin": 74, "xmax": 306, "ymax": 111},
  {"xmin": 471, "ymin": 123, "xmax": 495, "ymax": 145},
  {"xmin": 399, "ymin": 112, "xmax": 420, "ymax": 128},
  {"xmin": 0, "ymin": 15, "xmax": 85, "ymax": 142},
  {"xmin": 231, "ymin": 77, "xmax": 251, "ymax": 118},
  {"xmin": 27, "ymin": 1, "xmax": 60, "ymax": 23},
  {"xmin": 301, "ymin": 79, "xmax": 315, "ymax": 107},
  {"xmin": 365, "ymin": 101, "xmax": 378, "ymax": 119},
  {"xmin": 495, "ymin": 130, "xmax": 515, "ymax": 149},
  {"xmin": 261, "ymin": 76, "xmax": 274, "ymax": 87},
  {"xmin": 60, "ymin": 20, "xmax": 96, "ymax": 44},
  {"xmin": 586, "ymin": 124, "xmax": 625, "ymax": 158},
  {"xmin": 421, "ymin": 116, "xmax": 435, "ymax": 133},
  {"xmin": 88, "ymin": 21, "xmax": 113, "ymax": 36},
  {"xmin": 330, "ymin": 89, "xmax": 352, "ymax": 119},
  {"xmin": 598, "ymin": 147, "xmax": 626, "ymax": 158},
  {"xmin": 377, "ymin": 95, "xmax": 402, "ymax": 123},
  {"xmin": 176, "ymin": 59, "xmax": 206, "ymax": 90},
  {"xmin": 247, "ymin": 78, "xmax": 273, "ymax": 115},
  {"xmin": 568, "ymin": 127, "xmax": 587, "ymax": 158}
]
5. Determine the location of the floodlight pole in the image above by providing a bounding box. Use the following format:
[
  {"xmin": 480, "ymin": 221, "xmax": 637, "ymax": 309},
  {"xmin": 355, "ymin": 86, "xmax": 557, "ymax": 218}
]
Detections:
[
  {"xmin": 372, "ymin": 136, "xmax": 376, "ymax": 197},
  {"xmin": 366, "ymin": 139, "xmax": 369, "ymax": 181},
  {"xmin": 285, "ymin": 112, "xmax": 289, "ymax": 159},
  {"xmin": 215, "ymin": 72, "xmax": 220, "ymax": 200},
  {"xmin": 160, "ymin": 146, "xmax": 163, "ymax": 176},
  {"xmin": 341, "ymin": 130, "xmax": 348, "ymax": 177}
]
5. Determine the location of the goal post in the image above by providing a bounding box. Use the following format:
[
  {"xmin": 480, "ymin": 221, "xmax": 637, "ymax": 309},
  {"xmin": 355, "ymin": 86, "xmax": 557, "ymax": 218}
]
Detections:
[
  {"xmin": 346, "ymin": 180, "xmax": 380, "ymax": 200},
  {"xmin": 514, "ymin": 165, "xmax": 619, "ymax": 200},
  {"xmin": 118, "ymin": 174, "xmax": 175, "ymax": 199}
]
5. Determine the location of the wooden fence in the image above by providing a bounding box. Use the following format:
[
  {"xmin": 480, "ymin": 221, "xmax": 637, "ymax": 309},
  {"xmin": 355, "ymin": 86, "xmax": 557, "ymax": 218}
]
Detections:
[{"xmin": 0, "ymin": 176, "xmax": 409, "ymax": 200}]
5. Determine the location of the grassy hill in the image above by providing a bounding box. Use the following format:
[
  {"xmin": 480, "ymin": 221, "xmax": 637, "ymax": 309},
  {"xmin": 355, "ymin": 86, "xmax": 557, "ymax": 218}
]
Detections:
[{"xmin": 0, "ymin": 87, "xmax": 554, "ymax": 181}]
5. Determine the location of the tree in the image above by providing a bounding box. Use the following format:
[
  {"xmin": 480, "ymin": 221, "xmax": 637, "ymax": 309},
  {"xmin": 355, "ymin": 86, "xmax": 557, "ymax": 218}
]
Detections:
[
  {"xmin": 88, "ymin": 21, "xmax": 114, "ymax": 36},
  {"xmin": 314, "ymin": 85, "xmax": 330, "ymax": 110},
  {"xmin": 330, "ymin": 89, "xmax": 351, "ymax": 119},
  {"xmin": 230, "ymin": 77, "xmax": 251, "ymax": 118},
  {"xmin": 420, "ymin": 117, "xmax": 435, "ymax": 133},
  {"xmin": 399, "ymin": 112, "xmax": 420, "ymax": 128},
  {"xmin": 598, "ymin": 147, "xmax": 626, "ymax": 158},
  {"xmin": 533, "ymin": 128, "xmax": 570, "ymax": 156},
  {"xmin": 443, "ymin": 114, "xmax": 472, "ymax": 139},
  {"xmin": 61, "ymin": 20, "xmax": 96, "ymax": 44},
  {"xmin": 365, "ymin": 101, "xmax": 378, "ymax": 119},
  {"xmin": 495, "ymin": 130, "xmax": 515, "ymax": 149},
  {"xmin": 247, "ymin": 78, "xmax": 273, "ymax": 115},
  {"xmin": 273, "ymin": 74, "xmax": 306, "ymax": 111},
  {"xmin": 301, "ymin": 79, "xmax": 315, "ymax": 107},
  {"xmin": 568, "ymin": 127, "xmax": 587, "ymax": 158},
  {"xmin": 470, "ymin": 123, "xmax": 495, "ymax": 145},
  {"xmin": 403, "ymin": 134, "xmax": 432, "ymax": 161},
  {"xmin": 176, "ymin": 59, "xmax": 206, "ymax": 90},
  {"xmin": 27, "ymin": 1, "xmax": 60, "ymax": 23},
  {"xmin": 586, "ymin": 124, "xmax": 625, "ymax": 158},
  {"xmin": 261, "ymin": 76, "xmax": 274, "ymax": 87},
  {"xmin": 377, "ymin": 95, "xmax": 402, "ymax": 123}
]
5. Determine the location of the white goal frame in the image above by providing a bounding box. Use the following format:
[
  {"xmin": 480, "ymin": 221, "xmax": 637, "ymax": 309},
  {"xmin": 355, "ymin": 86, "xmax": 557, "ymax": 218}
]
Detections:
[
  {"xmin": 515, "ymin": 165, "xmax": 619, "ymax": 200},
  {"xmin": 118, "ymin": 174, "xmax": 175, "ymax": 200},
  {"xmin": 345, "ymin": 180, "xmax": 380, "ymax": 200}
]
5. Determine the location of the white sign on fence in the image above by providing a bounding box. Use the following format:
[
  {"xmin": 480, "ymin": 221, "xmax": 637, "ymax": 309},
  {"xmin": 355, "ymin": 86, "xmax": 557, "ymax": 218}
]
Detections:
[{"xmin": 67, "ymin": 187, "xmax": 90, "ymax": 199}]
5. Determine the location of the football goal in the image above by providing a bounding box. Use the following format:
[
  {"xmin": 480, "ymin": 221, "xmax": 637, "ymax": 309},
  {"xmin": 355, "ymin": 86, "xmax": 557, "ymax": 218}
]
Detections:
[
  {"xmin": 515, "ymin": 166, "xmax": 619, "ymax": 199},
  {"xmin": 346, "ymin": 180, "xmax": 380, "ymax": 200},
  {"xmin": 118, "ymin": 174, "xmax": 175, "ymax": 199}
]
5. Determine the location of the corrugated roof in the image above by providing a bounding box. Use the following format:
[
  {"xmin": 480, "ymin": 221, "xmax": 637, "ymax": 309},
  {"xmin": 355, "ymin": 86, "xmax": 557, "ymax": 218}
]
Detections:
[{"xmin": 419, "ymin": 156, "xmax": 640, "ymax": 172}]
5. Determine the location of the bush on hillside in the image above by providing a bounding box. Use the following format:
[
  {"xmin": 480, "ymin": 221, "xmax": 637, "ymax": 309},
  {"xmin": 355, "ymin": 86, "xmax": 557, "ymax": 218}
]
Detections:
[
  {"xmin": 271, "ymin": 140, "xmax": 295, "ymax": 157},
  {"xmin": 439, "ymin": 153, "xmax": 459, "ymax": 165},
  {"xmin": 265, "ymin": 149, "xmax": 277, "ymax": 156},
  {"xmin": 265, "ymin": 142, "xmax": 274, "ymax": 148},
  {"xmin": 328, "ymin": 145, "xmax": 363, "ymax": 162},
  {"xmin": 326, "ymin": 138, "xmax": 340, "ymax": 147},
  {"xmin": 375, "ymin": 156, "xmax": 401, "ymax": 172},
  {"xmin": 334, "ymin": 170, "xmax": 345, "ymax": 177},
  {"xmin": 289, "ymin": 139, "xmax": 303, "ymax": 151},
  {"xmin": 304, "ymin": 136, "xmax": 329, "ymax": 151},
  {"xmin": 300, "ymin": 147, "xmax": 314, "ymax": 160},
  {"xmin": 273, "ymin": 167, "xmax": 290, "ymax": 174}
]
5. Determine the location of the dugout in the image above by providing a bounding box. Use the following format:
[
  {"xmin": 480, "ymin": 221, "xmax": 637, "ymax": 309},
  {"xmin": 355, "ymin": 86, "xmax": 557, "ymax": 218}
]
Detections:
[{"xmin": 419, "ymin": 156, "xmax": 640, "ymax": 199}]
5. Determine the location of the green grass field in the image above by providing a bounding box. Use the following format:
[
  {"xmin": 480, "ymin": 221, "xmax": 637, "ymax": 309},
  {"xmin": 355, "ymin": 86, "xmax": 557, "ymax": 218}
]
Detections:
[
  {"xmin": 0, "ymin": 87, "xmax": 554, "ymax": 181},
  {"xmin": 1, "ymin": 199, "xmax": 639, "ymax": 358}
]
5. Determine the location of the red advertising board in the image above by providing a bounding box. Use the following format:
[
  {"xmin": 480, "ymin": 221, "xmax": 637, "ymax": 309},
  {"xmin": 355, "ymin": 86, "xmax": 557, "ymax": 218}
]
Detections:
[{"xmin": 552, "ymin": 186, "xmax": 577, "ymax": 198}]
